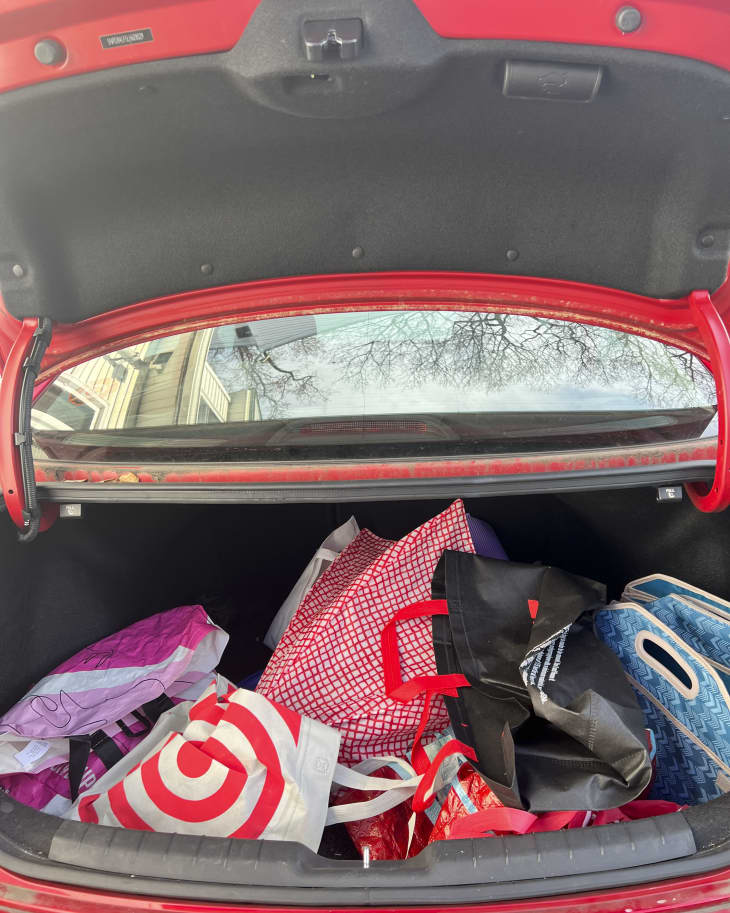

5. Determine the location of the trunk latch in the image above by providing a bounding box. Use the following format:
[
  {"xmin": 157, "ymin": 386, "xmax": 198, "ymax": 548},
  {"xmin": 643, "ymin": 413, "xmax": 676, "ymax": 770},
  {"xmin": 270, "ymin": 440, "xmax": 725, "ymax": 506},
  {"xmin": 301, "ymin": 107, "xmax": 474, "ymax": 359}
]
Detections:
[{"xmin": 302, "ymin": 19, "xmax": 362, "ymax": 62}]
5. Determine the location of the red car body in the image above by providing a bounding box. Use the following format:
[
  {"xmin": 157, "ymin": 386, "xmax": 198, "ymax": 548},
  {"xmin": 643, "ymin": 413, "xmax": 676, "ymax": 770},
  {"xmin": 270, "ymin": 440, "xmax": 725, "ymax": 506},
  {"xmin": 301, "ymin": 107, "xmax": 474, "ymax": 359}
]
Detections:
[{"xmin": 0, "ymin": 1, "xmax": 729, "ymax": 911}]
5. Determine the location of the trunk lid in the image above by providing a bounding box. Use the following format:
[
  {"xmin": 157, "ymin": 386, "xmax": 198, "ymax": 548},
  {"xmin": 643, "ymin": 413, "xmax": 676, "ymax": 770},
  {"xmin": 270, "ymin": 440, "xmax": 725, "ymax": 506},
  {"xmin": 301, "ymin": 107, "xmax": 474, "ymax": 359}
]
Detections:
[{"xmin": 0, "ymin": 0, "xmax": 728, "ymax": 328}]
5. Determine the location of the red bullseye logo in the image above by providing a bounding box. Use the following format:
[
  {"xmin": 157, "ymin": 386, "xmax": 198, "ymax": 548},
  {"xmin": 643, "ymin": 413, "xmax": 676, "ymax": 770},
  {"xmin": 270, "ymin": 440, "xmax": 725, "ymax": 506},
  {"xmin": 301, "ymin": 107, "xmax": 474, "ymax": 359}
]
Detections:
[
  {"xmin": 95, "ymin": 705, "xmax": 287, "ymax": 837},
  {"xmin": 75, "ymin": 684, "xmax": 340, "ymax": 850}
]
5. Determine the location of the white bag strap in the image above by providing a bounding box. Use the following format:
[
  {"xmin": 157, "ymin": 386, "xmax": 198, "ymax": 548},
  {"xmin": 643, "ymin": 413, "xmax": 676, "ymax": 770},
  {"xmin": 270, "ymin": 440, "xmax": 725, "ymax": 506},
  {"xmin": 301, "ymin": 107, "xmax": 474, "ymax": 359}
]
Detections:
[{"xmin": 325, "ymin": 757, "xmax": 422, "ymax": 826}]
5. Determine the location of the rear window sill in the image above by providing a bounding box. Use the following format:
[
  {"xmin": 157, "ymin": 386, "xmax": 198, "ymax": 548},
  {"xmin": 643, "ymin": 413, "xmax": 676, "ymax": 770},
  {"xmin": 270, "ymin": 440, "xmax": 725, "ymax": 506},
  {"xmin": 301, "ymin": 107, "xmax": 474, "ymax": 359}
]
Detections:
[{"xmin": 34, "ymin": 460, "xmax": 715, "ymax": 504}]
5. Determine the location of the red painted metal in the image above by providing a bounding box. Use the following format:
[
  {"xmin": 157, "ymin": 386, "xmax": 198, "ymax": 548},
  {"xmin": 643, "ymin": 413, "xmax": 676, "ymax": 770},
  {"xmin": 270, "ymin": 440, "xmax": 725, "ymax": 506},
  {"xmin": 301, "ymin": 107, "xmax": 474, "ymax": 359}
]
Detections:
[
  {"xmin": 27, "ymin": 271, "xmax": 718, "ymax": 382},
  {"xmin": 712, "ymin": 274, "xmax": 730, "ymax": 317},
  {"xmin": 1, "ymin": 0, "xmax": 729, "ymax": 97},
  {"xmin": 0, "ymin": 0, "xmax": 261, "ymax": 94},
  {"xmin": 0, "ymin": 307, "xmax": 21, "ymax": 375},
  {"xmin": 685, "ymin": 291, "xmax": 730, "ymax": 511},
  {"xmin": 0, "ymin": 862, "xmax": 730, "ymax": 913},
  {"xmin": 412, "ymin": 0, "xmax": 730, "ymax": 72}
]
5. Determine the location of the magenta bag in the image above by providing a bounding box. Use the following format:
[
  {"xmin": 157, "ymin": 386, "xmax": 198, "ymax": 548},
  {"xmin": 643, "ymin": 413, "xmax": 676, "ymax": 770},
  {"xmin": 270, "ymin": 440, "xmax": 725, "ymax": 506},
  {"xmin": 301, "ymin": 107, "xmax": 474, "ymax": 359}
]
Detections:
[{"xmin": 0, "ymin": 605, "xmax": 228, "ymax": 814}]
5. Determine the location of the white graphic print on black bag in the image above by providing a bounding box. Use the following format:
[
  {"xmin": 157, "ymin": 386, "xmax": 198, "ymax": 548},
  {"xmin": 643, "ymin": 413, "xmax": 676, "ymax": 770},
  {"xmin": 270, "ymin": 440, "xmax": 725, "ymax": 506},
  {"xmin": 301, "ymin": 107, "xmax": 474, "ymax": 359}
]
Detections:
[{"xmin": 520, "ymin": 625, "xmax": 571, "ymax": 704}]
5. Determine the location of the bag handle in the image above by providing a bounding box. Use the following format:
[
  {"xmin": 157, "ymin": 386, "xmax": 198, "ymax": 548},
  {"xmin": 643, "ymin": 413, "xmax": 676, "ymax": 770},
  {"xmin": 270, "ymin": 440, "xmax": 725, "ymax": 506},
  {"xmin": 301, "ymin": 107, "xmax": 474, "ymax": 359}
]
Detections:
[
  {"xmin": 411, "ymin": 738, "xmax": 476, "ymax": 812},
  {"xmin": 634, "ymin": 631, "xmax": 700, "ymax": 700},
  {"xmin": 326, "ymin": 757, "xmax": 422, "ymax": 826},
  {"xmin": 381, "ymin": 599, "xmax": 476, "ymax": 805},
  {"xmin": 447, "ymin": 808, "xmax": 587, "ymax": 839},
  {"xmin": 446, "ymin": 801, "xmax": 683, "ymax": 840},
  {"xmin": 381, "ymin": 600, "xmax": 470, "ymax": 701},
  {"xmin": 68, "ymin": 730, "xmax": 125, "ymax": 802}
]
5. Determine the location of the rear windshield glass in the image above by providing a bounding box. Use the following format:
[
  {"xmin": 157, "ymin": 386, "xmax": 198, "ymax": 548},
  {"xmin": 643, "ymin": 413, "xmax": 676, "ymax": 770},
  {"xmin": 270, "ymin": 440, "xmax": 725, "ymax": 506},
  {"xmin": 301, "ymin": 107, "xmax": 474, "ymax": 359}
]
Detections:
[{"xmin": 32, "ymin": 312, "xmax": 717, "ymax": 462}]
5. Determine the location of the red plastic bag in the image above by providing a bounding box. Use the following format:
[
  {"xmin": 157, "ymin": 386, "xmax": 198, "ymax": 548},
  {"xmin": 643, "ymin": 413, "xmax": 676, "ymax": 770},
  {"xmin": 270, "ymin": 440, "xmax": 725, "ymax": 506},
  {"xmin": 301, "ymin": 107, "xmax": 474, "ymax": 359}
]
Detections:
[
  {"xmin": 334, "ymin": 754, "xmax": 682, "ymax": 860},
  {"xmin": 336, "ymin": 756, "xmax": 498, "ymax": 860},
  {"xmin": 334, "ymin": 762, "xmax": 434, "ymax": 861},
  {"xmin": 428, "ymin": 730, "xmax": 676, "ymax": 843},
  {"xmin": 428, "ymin": 761, "xmax": 503, "ymax": 844}
]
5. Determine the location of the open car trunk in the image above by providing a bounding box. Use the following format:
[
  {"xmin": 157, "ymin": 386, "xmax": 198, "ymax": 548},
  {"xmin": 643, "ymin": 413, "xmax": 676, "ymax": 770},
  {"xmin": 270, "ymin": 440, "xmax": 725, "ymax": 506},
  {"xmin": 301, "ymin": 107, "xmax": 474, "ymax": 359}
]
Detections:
[
  {"xmin": 1, "ymin": 0, "xmax": 730, "ymax": 905},
  {"xmin": 0, "ymin": 487, "xmax": 729, "ymax": 904}
]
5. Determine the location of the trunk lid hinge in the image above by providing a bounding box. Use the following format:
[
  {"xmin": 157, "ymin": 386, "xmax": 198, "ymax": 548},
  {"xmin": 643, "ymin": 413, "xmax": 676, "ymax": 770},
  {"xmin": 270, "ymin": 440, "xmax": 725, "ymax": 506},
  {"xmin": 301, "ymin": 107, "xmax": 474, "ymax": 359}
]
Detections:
[
  {"xmin": 685, "ymin": 290, "xmax": 730, "ymax": 512},
  {"xmin": 0, "ymin": 317, "xmax": 57, "ymax": 541}
]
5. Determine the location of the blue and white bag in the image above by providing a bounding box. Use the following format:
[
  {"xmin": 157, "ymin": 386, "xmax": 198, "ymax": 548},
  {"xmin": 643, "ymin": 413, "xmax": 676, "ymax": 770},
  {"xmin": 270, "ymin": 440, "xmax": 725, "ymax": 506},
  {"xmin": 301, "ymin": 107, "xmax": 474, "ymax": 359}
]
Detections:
[
  {"xmin": 623, "ymin": 574, "xmax": 730, "ymax": 623},
  {"xmin": 595, "ymin": 575, "xmax": 730, "ymax": 806}
]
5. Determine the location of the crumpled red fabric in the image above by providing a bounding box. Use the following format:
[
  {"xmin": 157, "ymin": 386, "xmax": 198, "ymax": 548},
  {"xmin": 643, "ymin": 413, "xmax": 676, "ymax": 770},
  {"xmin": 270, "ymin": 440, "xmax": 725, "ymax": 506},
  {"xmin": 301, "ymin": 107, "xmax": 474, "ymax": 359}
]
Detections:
[
  {"xmin": 332, "ymin": 758, "xmax": 682, "ymax": 861},
  {"xmin": 427, "ymin": 761, "xmax": 503, "ymax": 845},
  {"xmin": 333, "ymin": 764, "xmax": 435, "ymax": 861}
]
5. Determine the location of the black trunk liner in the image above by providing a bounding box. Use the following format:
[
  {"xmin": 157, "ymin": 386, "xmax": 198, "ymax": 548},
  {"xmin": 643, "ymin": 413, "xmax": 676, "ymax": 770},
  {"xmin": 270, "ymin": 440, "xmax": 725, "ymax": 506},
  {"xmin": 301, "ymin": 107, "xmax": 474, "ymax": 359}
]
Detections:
[{"xmin": 1, "ymin": 487, "xmax": 730, "ymax": 898}]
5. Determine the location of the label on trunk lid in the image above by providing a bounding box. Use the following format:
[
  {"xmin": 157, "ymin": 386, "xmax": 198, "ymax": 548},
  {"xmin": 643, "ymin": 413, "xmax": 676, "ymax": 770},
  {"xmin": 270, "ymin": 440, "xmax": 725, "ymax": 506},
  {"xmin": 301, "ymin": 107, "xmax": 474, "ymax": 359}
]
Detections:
[{"xmin": 100, "ymin": 29, "xmax": 154, "ymax": 49}]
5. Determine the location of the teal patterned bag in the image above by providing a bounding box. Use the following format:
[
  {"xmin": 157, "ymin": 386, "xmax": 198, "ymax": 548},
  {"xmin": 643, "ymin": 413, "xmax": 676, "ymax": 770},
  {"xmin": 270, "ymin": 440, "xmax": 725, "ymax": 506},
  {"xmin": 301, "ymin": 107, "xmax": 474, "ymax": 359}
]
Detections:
[{"xmin": 595, "ymin": 577, "xmax": 730, "ymax": 805}]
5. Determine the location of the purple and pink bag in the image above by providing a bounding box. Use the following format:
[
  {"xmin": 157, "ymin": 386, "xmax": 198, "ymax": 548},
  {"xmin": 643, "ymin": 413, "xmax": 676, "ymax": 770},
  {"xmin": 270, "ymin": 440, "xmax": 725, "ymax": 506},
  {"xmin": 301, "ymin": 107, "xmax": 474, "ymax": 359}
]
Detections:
[{"xmin": 0, "ymin": 605, "xmax": 228, "ymax": 815}]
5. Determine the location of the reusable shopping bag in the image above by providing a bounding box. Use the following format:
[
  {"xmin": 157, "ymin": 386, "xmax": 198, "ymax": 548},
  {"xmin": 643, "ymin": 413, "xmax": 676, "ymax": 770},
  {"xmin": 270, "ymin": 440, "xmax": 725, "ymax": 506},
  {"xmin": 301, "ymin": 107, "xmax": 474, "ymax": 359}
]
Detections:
[
  {"xmin": 263, "ymin": 516, "xmax": 360, "ymax": 650},
  {"xmin": 262, "ymin": 514, "xmax": 503, "ymax": 653},
  {"xmin": 338, "ymin": 759, "xmax": 499, "ymax": 860},
  {"xmin": 257, "ymin": 500, "xmax": 476, "ymax": 763},
  {"xmin": 465, "ymin": 514, "xmax": 508, "ymax": 561},
  {"xmin": 0, "ymin": 605, "xmax": 228, "ymax": 814},
  {"xmin": 334, "ymin": 730, "xmax": 467, "ymax": 860},
  {"xmin": 623, "ymin": 574, "xmax": 730, "ymax": 620},
  {"xmin": 75, "ymin": 682, "xmax": 426, "ymax": 852},
  {"xmin": 335, "ymin": 736, "xmax": 669, "ymax": 859},
  {"xmin": 382, "ymin": 551, "xmax": 653, "ymax": 812},
  {"xmin": 426, "ymin": 761, "xmax": 506, "ymax": 845},
  {"xmin": 427, "ymin": 730, "xmax": 662, "ymax": 844},
  {"xmin": 595, "ymin": 579, "xmax": 730, "ymax": 805}
]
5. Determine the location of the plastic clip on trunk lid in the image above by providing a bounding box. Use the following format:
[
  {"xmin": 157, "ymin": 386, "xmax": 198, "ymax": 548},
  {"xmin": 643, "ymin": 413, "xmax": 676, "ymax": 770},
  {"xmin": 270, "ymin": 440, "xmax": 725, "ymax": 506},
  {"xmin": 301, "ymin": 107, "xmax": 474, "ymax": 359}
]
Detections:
[{"xmin": 0, "ymin": 317, "xmax": 57, "ymax": 539}]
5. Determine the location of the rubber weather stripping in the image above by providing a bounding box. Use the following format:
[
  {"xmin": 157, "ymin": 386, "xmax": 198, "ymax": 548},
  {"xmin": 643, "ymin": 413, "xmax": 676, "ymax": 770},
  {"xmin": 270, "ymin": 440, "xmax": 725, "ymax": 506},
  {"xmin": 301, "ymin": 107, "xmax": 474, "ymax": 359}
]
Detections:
[
  {"xmin": 0, "ymin": 317, "xmax": 54, "ymax": 540},
  {"xmin": 685, "ymin": 291, "xmax": 730, "ymax": 512},
  {"xmin": 16, "ymin": 318, "xmax": 52, "ymax": 540}
]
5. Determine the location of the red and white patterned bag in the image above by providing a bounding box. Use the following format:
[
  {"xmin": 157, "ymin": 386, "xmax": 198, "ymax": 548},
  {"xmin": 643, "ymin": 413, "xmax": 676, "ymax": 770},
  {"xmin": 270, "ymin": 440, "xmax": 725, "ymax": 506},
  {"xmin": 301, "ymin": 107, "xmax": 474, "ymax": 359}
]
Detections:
[
  {"xmin": 256, "ymin": 500, "xmax": 475, "ymax": 763},
  {"xmin": 75, "ymin": 682, "xmax": 425, "ymax": 851}
]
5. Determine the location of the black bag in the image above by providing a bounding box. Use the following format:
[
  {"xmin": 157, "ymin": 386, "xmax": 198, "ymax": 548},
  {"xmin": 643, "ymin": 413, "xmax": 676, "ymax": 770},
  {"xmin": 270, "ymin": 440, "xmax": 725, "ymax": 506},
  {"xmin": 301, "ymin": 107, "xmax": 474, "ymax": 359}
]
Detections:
[{"xmin": 384, "ymin": 551, "xmax": 653, "ymax": 812}]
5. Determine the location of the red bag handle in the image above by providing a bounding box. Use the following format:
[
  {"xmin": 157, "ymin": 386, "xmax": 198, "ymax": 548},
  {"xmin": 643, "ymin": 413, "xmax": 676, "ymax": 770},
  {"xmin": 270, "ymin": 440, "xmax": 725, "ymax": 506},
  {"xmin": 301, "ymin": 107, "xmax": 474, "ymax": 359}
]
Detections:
[
  {"xmin": 411, "ymin": 738, "xmax": 477, "ymax": 812},
  {"xmin": 381, "ymin": 600, "xmax": 470, "ymax": 701},
  {"xmin": 448, "ymin": 807, "xmax": 540, "ymax": 838},
  {"xmin": 381, "ymin": 598, "xmax": 474, "ymax": 799},
  {"xmin": 528, "ymin": 810, "xmax": 590, "ymax": 832},
  {"xmin": 448, "ymin": 808, "xmax": 587, "ymax": 839},
  {"xmin": 447, "ymin": 801, "xmax": 684, "ymax": 840},
  {"xmin": 591, "ymin": 800, "xmax": 684, "ymax": 826}
]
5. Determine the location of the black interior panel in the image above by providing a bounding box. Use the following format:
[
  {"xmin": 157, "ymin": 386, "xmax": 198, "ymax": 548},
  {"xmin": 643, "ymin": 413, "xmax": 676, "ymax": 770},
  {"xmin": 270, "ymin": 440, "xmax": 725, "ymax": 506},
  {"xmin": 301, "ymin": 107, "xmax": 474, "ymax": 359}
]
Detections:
[
  {"xmin": 2, "ymin": 486, "xmax": 730, "ymax": 714},
  {"xmin": 0, "ymin": 0, "xmax": 729, "ymax": 322}
]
